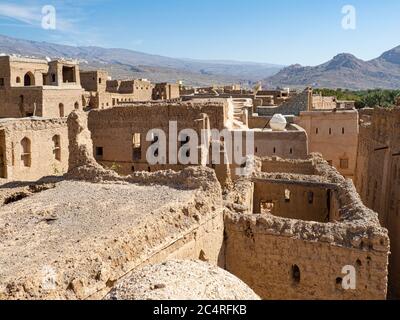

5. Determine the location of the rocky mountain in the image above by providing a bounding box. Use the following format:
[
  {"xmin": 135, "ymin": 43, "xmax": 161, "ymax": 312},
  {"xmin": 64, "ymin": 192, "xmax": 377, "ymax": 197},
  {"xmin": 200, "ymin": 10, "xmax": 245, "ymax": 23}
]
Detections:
[
  {"xmin": 264, "ymin": 47, "xmax": 400, "ymax": 90},
  {"xmin": 3, "ymin": 33, "xmax": 400, "ymax": 90},
  {"xmin": 0, "ymin": 34, "xmax": 282, "ymax": 87}
]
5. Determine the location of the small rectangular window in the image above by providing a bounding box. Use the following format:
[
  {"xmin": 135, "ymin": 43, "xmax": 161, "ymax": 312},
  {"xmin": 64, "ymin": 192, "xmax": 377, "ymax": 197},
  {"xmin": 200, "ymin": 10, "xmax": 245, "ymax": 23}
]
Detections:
[
  {"xmin": 315, "ymin": 128, "xmax": 319, "ymax": 134},
  {"xmin": 53, "ymin": 135, "xmax": 61, "ymax": 161},
  {"xmin": 285, "ymin": 189, "xmax": 291, "ymax": 203},
  {"xmin": 0, "ymin": 78, "xmax": 4, "ymax": 86},
  {"xmin": 132, "ymin": 133, "xmax": 142, "ymax": 160},
  {"xmin": 342, "ymin": 127, "xmax": 345, "ymax": 134},
  {"xmin": 133, "ymin": 149, "xmax": 141, "ymax": 161},
  {"xmin": 308, "ymin": 192, "xmax": 314, "ymax": 204},
  {"xmin": 133, "ymin": 133, "xmax": 141, "ymax": 148},
  {"xmin": 95, "ymin": 147, "xmax": 103, "ymax": 160},
  {"xmin": 340, "ymin": 159, "xmax": 349, "ymax": 169}
]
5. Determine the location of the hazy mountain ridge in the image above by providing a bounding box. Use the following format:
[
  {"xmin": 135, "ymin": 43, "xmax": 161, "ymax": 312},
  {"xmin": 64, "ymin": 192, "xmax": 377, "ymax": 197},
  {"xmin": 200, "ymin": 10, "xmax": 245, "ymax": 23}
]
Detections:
[
  {"xmin": 0, "ymin": 34, "xmax": 282, "ymax": 87},
  {"xmin": 2, "ymin": 34, "xmax": 400, "ymax": 89},
  {"xmin": 264, "ymin": 47, "xmax": 400, "ymax": 90}
]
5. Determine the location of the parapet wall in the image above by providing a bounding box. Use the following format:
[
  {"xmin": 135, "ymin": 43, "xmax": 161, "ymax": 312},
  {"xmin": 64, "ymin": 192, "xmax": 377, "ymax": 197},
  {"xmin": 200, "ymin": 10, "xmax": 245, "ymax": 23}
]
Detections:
[
  {"xmin": 260, "ymin": 156, "xmax": 317, "ymax": 175},
  {"xmin": 224, "ymin": 155, "xmax": 389, "ymax": 300},
  {"xmin": 225, "ymin": 213, "xmax": 387, "ymax": 299}
]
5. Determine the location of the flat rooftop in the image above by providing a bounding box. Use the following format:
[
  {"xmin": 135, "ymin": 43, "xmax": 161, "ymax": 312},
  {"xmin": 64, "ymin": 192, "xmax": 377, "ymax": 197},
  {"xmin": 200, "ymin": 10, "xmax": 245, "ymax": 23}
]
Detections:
[{"xmin": 0, "ymin": 180, "xmax": 196, "ymax": 299}]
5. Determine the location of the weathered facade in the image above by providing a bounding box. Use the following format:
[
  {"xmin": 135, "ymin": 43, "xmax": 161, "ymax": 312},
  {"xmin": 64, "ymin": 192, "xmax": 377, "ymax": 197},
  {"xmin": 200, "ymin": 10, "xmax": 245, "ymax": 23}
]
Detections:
[
  {"xmin": 0, "ymin": 56, "xmax": 84, "ymax": 118},
  {"xmin": 80, "ymin": 70, "xmax": 154, "ymax": 109},
  {"xmin": 255, "ymin": 88, "xmax": 313, "ymax": 116},
  {"xmin": 152, "ymin": 82, "xmax": 180, "ymax": 101},
  {"xmin": 224, "ymin": 155, "xmax": 389, "ymax": 299},
  {"xmin": 312, "ymin": 94, "xmax": 337, "ymax": 110},
  {"xmin": 0, "ymin": 112, "xmax": 226, "ymax": 299},
  {"xmin": 355, "ymin": 107, "xmax": 400, "ymax": 299},
  {"xmin": 0, "ymin": 55, "xmax": 392, "ymax": 301},
  {"xmin": 87, "ymin": 101, "xmax": 309, "ymax": 186},
  {"xmin": 0, "ymin": 118, "xmax": 68, "ymax": 181},
  {"xmin": 295, "ymin": 109, "xmax": 359, "ymax": 179},
  {"xmin": 0, "ymin": 112, "xmax": 389, "ymax": 300}
]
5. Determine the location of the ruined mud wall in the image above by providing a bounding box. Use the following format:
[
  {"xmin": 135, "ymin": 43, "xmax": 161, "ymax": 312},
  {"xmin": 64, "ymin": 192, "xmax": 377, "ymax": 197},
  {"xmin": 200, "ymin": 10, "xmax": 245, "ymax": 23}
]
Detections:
[
  {"xmin": 253, "ymin": 127, "xmax": 308, "ymax": 160},
  {"xmin": 0, "ymin": 87, "xmax": 83, "ymax": 118},
  {"xmin": 252, "ymin": 181, "xmax": 330, "ymax": 222},
  {"xmin": 355, "ymin": 107, "xmax": 400, "ymax": 298},
  {"xmin": 41, "ymin": 88, "xmax": 83, "ymax": 118},
  {"xmin": 0, "ymin": 87, "xmax": 43, "ymax": 117},
  {"xmin": 224, "ymin": 155, "xmax": 389, "ymax": 300},
  {"xmin": 0, "ymin": 118, "xmax": 68, "ymax": 181},
  {"xmin": 0, "ymin": 111, "xmax": 227, "ymax": 300},
  {"xmin": 87, "ymin": 103, "xmax": 226, "ymax": 174},
  {"xmin": 256, "ymin": 89, "xmax": 312, "ymax": 116},
  {"xmin": 261, "ymin": 156, "xmax": 317, "ymax": 175},
  {"xmin": 225, "ymin": 213, "xmax": 388, "ymax": 300}
]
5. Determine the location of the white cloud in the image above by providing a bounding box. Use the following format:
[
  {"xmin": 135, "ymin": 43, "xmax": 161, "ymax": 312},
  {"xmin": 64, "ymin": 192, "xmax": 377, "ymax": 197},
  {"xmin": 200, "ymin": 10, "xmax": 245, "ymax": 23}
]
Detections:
[
  {"xmin": 0, "ymin": 1, "xmax": 110, "ymax": 47},
  {"xmin": 0, "ymin": 2, "xmax": 81, "ymax": 33},
  {"xmin": 0, "ymin": 3, "xmax": 41, "ymax": 25}
]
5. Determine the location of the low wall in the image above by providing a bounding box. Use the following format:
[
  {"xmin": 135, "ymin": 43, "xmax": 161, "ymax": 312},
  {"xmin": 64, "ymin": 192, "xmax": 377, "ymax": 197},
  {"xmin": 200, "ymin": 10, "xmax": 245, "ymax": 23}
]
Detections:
[{"xmin": 225, "ymin": 213, "xmax": 389, "ymax": 300}]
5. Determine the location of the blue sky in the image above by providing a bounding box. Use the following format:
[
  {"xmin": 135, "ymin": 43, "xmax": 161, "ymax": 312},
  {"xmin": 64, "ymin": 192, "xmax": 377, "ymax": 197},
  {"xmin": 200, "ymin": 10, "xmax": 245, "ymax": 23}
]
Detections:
[{"xmin": 0, "ymin": 0, "xmax": 399, "ymax": 66}]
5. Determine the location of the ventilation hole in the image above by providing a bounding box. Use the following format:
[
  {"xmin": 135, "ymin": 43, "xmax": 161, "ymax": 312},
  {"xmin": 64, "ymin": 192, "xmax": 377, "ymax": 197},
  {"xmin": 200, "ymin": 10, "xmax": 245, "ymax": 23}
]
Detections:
[
  {"xmin": 356, "ymin": 259, "xmax": 362, "ymax": 267},
  {"xmin": 335, "ymin": 277, "xmax": 343, "ymax": 290},
  {"xmin": 292, "ymin": 265, "xmax": 300, "ymax": 284},
  {"xmin": 199, "ymin": 250, "xmax": 208, "ymax": 262}
]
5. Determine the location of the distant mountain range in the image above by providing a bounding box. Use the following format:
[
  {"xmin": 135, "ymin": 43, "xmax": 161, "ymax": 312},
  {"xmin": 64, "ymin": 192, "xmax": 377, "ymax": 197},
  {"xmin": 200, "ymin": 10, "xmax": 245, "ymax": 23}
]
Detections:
[
  {"xmin": 264, "ymin": 47, "xmax": 400, "ymax": 90},
  {"xmin": 0, "ymin": 34, "xmax": 282, "ymax": 87},
  {"xmin": 2, "ymin": 34, "xmax": 400, "ymax": 89}
]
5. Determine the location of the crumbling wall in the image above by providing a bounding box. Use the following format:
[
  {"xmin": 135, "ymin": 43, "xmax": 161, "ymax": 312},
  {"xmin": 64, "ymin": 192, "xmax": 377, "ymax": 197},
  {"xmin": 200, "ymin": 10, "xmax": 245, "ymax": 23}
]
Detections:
[
  {"xmin": 354, "ymin": 107, "xmax": 400, "ymax": 298},
  {"xmin": 0, "ymin": 87, "xmax": 43, "ymax": 117},
  {"xmin": 41, "ymin": 88, "xmax": 84, "ymax": 118},
  {"xmin": 0, "ymin": 111, "xmax": 226, "ymax": 300},
  {"xmin": 252, "ymin": 181, "xmax": 330, "ymax": 222},
  {"xmin": 224, "ymin": 155, "xmax": 389, "ymax": 300},
  {"xmin": 67, "ymin": 111, "xmax": 100, "ymax": 172},
  {"xmin": 256, "ymin": 89, "xmax": 312, "ymax": 116},
  {"xmin": 0, "ymin": 118, "xmax": 68, "ymax": 181},
  {"xmin": 225, "ymin": 213, "xmax": 388, "ymax": 300},
  {"xmin": 0, "ymin": 56, "xmax": 83, "ymax": 118},
  {"xmin": 261, "ymin": 156, "xmax": 317, "ymax": 175},
  {"xmin": 87, "ymin": 102, "xmax": 226, "ymax": 174}
]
